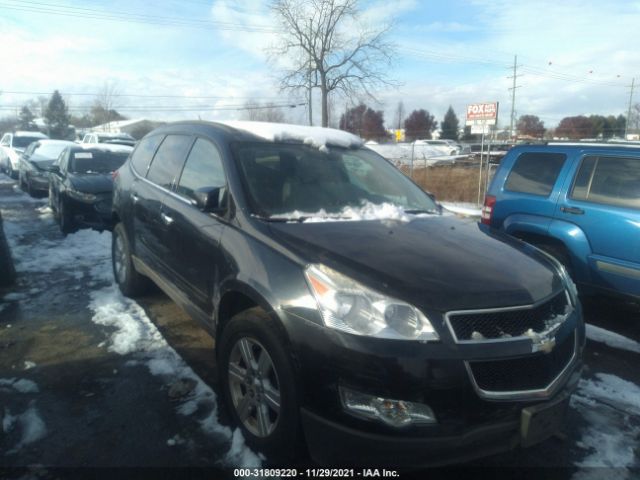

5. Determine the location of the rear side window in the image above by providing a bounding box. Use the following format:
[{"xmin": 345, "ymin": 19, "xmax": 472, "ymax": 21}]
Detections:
[
  {"xmin": 176, "ymin": 138, "xmax": 226, "ymax": 202},
  {"xmin": 131, "ymin": 135, "xmax": 164, "ymax": 175},
  {"xmin": 146, "ymin": 135, "xmax": 193, "ymax": 190},
  {"xmin": 571, "ymin": 156, "xmax": 640, "ymax": 209},
  {"xmin": 505, "ymin": 152, "xmax": 566, "ymax": 196}
]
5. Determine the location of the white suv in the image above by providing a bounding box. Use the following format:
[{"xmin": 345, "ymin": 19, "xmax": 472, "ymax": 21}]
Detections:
[{"xmin": 0, "ymin": 131, "xmax": 49, "ymax": 178}]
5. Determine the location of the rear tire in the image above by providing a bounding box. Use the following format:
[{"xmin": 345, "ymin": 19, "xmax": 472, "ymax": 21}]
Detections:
[
  {"xmin": 218, "ymin": 308, "xmax": 301, "ymax": 464},
  {"xmin": 112, "ymin": 222, "xmax": 149, "ymax": 297}
]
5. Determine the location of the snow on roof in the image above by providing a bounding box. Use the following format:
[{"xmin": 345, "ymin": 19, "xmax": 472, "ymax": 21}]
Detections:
[
  {"xmin": 91, "ymin": 118, "xmax": 150, "ymax": 131},
  {"xmin": 222, "ymin": 121, "xmax": 364, "ymax": 152},
  {"xmin": 14, "ymin": 131, "xmax": 47, "ymax": 138},
  {"xmin": 77, "ymin": 143, "xmax": 133, "ymax": 152}
]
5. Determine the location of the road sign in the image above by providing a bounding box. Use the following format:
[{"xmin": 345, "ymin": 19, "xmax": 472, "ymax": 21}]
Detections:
[{"xmin": 466, "ymin": 102, "xmax": 499, "ymax": 126}]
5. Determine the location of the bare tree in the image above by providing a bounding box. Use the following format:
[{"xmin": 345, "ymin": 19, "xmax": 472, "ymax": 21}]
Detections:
[
  {"xmin": 93, "ymin": 81, "xmax": 122, "ymax": 130},
  {"xmin": 241, "ymin": 99, "xmax": 288, "ymax": 123},
  {"xmin": 271, "ymin": 0, "xmax": 395, "ymax": 127}
]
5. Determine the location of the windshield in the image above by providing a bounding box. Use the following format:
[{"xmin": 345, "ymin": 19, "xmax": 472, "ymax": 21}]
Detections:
[
  {"xmin": 234, "ymin": 143, "xmax": 438, "ymax": 219},
  {"xmin": 13, "ymin": 136, "xmax": 43, "ymax": 149},
  {"xmin": 69, "ymin": 150, "xmax": 129, "ymax": 174},
  {"xmin": 31, "ymin": 143, "xmax": 71, "ymax": 161}
]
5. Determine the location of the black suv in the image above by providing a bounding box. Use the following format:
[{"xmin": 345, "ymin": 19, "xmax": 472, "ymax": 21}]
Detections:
[{"xmin": 111, "ymin": 121, "xmax": 584, "ymax": 467}]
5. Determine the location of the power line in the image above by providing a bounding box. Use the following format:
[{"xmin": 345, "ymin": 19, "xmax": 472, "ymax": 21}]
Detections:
[
  {"xmin": 0, "ymin": 90, "xmax": 300, "ymax": 101},
  {"xmin": 0, "ymin": 0, "xmax": 280, "ymax": 32}
]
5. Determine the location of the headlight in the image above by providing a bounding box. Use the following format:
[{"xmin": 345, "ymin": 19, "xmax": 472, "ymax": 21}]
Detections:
[
  {"xmin": 305, "ymin": 264, "xmax": 439, "ymax": 341},
  {"xmin": 68, "ymin": 190, "xmax": 97, "ymax": 202}
]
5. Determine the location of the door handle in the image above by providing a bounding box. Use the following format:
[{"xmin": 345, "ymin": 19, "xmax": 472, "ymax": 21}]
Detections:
[
  {"xmin": 131, "ymin": 192, "xmax": 139, "ymax": 203},
  {"xmin": 160, "ymin": 212, "xmax": 174, "ymax": 225},
  {"xmin": 560, "ymin": 206, "xmax": 585, "ymax": 215}
]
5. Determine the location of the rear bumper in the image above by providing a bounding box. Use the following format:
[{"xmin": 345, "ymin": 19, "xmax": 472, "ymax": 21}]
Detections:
[{"xmin": 301, "ymin": 365, "xmax": 582, "ymax": 468}]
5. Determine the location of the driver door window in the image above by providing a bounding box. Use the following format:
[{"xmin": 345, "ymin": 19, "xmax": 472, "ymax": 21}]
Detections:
[{"xmin": 176, "ymin": 138, "xmax": 226, "ymax": 203}]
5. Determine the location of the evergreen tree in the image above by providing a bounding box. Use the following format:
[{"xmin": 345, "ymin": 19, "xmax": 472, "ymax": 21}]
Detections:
[
  {"xmin": 440, "ymin": 106, "xmax": 459, "ymax": 140},
  {"xmin": 18, "ymin": 106, "xmax": 36, "ymax": 130},
  {"xmin": 44, "ymin": 90, "xmax": 71, "ymax": 139}
]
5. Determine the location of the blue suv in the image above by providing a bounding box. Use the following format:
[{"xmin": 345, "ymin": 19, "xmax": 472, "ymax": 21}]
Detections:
[{"xmin": 483, "ymin": 143, "xmax": 640, "ymax": 300}]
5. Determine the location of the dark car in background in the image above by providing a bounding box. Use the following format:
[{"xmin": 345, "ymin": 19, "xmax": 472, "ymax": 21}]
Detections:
[
  {"xmin": 49, "ymin": 143, "xmax": 132, "ymax": 234},
  {"xmin": 111, "ymin": 121, "xmax": 583, "ymax": 467},
  {"xmin": 18, "ymin": 140, "xmax": 77, "ymax": 196}
]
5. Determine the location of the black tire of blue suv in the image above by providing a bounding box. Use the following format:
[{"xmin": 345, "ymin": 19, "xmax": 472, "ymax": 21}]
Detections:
[{"xmin": 218, "ymin": 307, "xmax": 302, "ymax": 463}]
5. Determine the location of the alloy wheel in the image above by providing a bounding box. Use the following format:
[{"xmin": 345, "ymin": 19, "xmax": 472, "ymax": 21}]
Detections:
[
  {"xmin": 228, "ymin": 337, "xmax": 281, "ymax": 437},
  {"xmin": 113, "ymin": 233, "xmax": 127, "ymax": 285}
]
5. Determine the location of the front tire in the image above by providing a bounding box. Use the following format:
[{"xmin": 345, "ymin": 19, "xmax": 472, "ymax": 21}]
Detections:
[
  {"xmin": 111, "ymin": 222, "xmax": 149, "ymax": 297},
  {"xmin": 58, "ymin": 197, "xmax": 76, "ymax": 235},
  {"xmin": 219, "ymin": 308, "xmax": 301, "ymax": 463}
]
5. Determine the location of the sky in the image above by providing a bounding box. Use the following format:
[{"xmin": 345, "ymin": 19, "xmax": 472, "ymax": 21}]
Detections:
[{"xmin": 0, "ymin": 0, "xmax": 638, "ymax": 130}]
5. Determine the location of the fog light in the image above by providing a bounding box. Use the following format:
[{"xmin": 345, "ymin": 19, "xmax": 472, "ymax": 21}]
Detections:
[{"xmin": 339, "ymin": 386, "xmax": 436, "ymax": 427}]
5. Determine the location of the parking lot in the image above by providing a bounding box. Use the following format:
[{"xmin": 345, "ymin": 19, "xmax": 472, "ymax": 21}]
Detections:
[{"xmin": 1, "ymin": 173, "xmax": 639, "ymax": 478}]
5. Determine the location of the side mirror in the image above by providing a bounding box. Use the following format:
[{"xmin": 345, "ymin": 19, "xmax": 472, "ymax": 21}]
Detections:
[
  {"xmin": 48, "ymin": 165, "xmax": 61, "ymax": 175},
  {"xmin": 194, "ymin": 186, "xmax": 227, "ymax": 215}
]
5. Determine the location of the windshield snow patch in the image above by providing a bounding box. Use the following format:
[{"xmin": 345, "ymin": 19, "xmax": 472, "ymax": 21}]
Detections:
[
  {"xmin": 222, "ymin": 121, "xmax": 364, "ymax": 151},
  {"xmin": 269, "ymin": 201, "xmax": 434, "ymax": 223}
]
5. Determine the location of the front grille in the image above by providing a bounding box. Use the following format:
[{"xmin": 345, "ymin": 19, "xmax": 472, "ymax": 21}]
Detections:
[
  {"xmin": 468, "ymin": 332, "xmax": 575, "ymax": 392},
  {"xmin": 448, "ymin": 291, "xmax": 569, "ymax": 341}
]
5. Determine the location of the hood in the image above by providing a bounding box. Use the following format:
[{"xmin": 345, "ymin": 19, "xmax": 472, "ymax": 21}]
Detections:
[
  {"xmin": 31, "ymin": 159, "xmax": 55, "ymax": 170},
  {"xmin": 268, "ymin": 216, "xmax": 563, "ymax": 312},
  {"xmin": 69, "ymin": 174, "xmax": 114, "ymax": 194}
]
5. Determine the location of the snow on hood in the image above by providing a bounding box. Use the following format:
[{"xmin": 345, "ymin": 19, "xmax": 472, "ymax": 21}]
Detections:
[
  {"xmin": 269, "ymin": 201, "xmax": 432, "ymax": 223},
  {"xmin": 222, "ymin": 121, "xmax": 364, "ymax": 152}
]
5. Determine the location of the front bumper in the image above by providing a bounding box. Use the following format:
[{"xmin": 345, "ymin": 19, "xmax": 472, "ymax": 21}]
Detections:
[
  {"xmin": 67, "ymin": 194, "xmax": 114, "ymax": 229},
  {"xmin": 301, "ymin": 366, "xmax": 582, "ymax": 468},
  {"xmin": 282, "ymin": 300, "xmax": 584, "ymax": 467}
]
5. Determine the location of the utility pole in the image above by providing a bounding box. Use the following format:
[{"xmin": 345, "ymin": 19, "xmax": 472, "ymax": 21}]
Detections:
[
  {"xmin": 307, "ymin": 18, "xmax": 313, "ymax": 126},
  {"xmin": 507, "ymin": 55, "xmax": 522, "ymax": 140},
  {"xmin": 625, "ymin": 78, "xmax": 635, "ymax": 140}
]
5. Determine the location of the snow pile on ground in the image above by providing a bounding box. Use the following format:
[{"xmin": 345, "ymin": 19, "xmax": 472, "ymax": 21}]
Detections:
[
  {"xmin": 1, "ymin": 377, "xmax": 47, "ymax": 455},
  {"xmin": 441, "ymin": 202, "xmax": 482, "ymax": 217},
  {"xmin": 586, "ymin": 324, "xmax": 640, "ymax": 354},
  {"xmin": 572, "ymin": 373, "xmax": 640, "ymax": 473},
  {"xmin": 222, "ymin": 121, "xmax": 363, "ymax": 152},
  {"xmin": 271, "ymin": 201, "xmax": 435, "ymax": 223},
  {"xmin": 89, "ymin": 284, "xmax": 262, "ymax": 467},
  {"xmin": 2, "ymin": 194, "xmax": 261, "ymax": 468},
  {"xmin": 0, "ymin": 378, "xmax": 39, "ymax": 393}
]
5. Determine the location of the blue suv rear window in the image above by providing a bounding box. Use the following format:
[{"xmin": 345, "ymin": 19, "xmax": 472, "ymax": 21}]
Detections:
[
  {"xmin": 505, "ymin": 152, "xmax": 566, "ymax": 196},
  {"xmin": 571, "ymin": 155, "xmax": 640, "ymax": 209}
]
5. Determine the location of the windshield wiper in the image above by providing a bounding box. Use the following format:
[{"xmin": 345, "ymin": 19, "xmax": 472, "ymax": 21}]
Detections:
[{"xmin": 405, "ymin": 209, "xmax": 439, "ymax": 215}]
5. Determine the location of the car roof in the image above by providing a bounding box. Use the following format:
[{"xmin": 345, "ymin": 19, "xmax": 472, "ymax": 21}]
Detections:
[
  {"xmin": 33, "ymin": 139, "xmax": 76, "ymax": 146},
  {"xmin": 70, "ymin": 143, "xmax": 133, "ymax": 153},
  {"xmin": 508, "ymin": 143, "xmax": 640, "ymax": 155},
  {"xmin": 14, "ymin": 131, "xmax": 48, "ymax": 138},
  {"xmin": 148, "ymin": 120, "xmax": 365, "ymax": 149}
]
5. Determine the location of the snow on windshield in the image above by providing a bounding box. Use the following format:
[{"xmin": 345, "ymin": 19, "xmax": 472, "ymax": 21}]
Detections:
[
  {"xmin": 269, "ymin": 201, "xmax": 433, "ymax": 223},
  {"xmin": 222, "ymin": 121, "xmax": 364, "ymax": 152}
]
